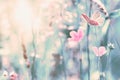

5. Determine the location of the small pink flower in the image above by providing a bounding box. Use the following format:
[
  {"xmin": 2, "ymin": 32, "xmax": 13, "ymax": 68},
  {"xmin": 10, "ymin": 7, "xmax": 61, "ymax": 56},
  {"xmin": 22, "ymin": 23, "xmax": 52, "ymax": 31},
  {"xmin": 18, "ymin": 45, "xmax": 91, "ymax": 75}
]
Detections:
[
  {"xmin": 26, "ymin": 60, "xmax": 30, "ymax": 68},
  {"xmin": 68, "ymin": 29, "xmax": 84, "ymax": 42},
  {"xmin": 92, "ymin": 46, "xmax": 107, "ymax": 57},
  {"xmin": 10, "ymin": 72, "xmax": 18, "ymax": 80}
]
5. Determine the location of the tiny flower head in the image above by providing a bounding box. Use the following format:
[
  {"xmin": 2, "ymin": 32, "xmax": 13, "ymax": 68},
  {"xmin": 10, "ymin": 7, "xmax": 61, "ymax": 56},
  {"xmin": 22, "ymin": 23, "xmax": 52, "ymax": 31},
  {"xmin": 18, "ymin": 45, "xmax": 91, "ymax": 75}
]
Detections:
[
  {"xmin": 92, "ymin": 46, "xmax": 107, "ymax": 57},
  {"xmin": 81, "ymin": 11, "xmax": 104, "ymax": 26},
  {"xmin": 108, "ymin": 43, "xmax": 115, "ymax": 50},
  {"xmin": 68, "ymin": 29, "xmax": 84, "ymax": 42},
  {"xmin": 26, "ymin": 60, "xmax": 30, "ymax": 68},
  {"xmin": 2, "ymin": 70, "xmax": 8, "ymax": 77},
  {"xmin": 9, "ymin": 72, "xmax": 17, "ymax": 80}
]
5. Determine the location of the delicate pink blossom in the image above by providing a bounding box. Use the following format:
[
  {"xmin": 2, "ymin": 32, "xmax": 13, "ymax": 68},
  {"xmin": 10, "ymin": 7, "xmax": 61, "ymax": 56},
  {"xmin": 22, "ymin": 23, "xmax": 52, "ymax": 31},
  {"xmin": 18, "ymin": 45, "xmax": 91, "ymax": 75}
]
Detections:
[
  {"xmin": 26, "ymin": 60, "xmax": 30, "ymax": 68},
  {"xmin": 92, "ymin": 46, "xmax": 107, "ymax": 57},
  {"xmin": 10, "ymin": 72, "xmax": 18, "ymax": 80},
  {"xmin": 68, "ymin": 29, "xmax": 84, "ymax": 42}
]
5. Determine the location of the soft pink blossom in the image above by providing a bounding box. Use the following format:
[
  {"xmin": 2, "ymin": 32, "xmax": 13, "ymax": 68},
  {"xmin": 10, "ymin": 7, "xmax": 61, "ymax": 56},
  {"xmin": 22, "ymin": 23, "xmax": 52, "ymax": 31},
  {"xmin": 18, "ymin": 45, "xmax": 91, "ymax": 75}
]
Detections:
[
  {"xmin": 10, "ymin": 72, "xmax": 18, "ymax": 80},
  {"xmin": 92, "ymin": 46, "xmax": 107, "ymax": 57},
  {"xmin": 68, "ymin": 29, "xmax": 84, "ymax": 42}
]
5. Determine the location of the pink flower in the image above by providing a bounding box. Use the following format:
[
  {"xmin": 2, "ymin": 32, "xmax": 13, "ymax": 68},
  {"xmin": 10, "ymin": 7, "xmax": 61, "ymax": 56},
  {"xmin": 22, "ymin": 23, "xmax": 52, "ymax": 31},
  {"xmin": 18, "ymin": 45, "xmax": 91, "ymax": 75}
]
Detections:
[
  {"xmin": 10, "ymin": 72, "xmax": 18, "ymax": 80},
  {"xmin": 68, "ymin": 29, "xmax": 84, "ymax": 42},
  {"xmin": 92, "ymin": 46, "xmax": 107, "ymax": 57}
]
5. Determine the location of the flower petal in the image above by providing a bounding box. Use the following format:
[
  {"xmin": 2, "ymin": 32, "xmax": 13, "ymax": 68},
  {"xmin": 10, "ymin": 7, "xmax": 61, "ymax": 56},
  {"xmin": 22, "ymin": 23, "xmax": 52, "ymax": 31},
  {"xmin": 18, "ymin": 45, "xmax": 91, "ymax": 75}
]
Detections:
[
  {"xmin": 92, "ymin": 47, "xmax": 99, "ymax": 56},
  {"xmin": 91, "ymin": 11, "xmax": 101, "ymax": 20},
  {"xmin": 78, "ymin": 29, "xmax": 84, "ymax": 40},
  {"xmin": 81, "ymin": 14, "xmax": 90, "ymax": 23},
  {"xmin": 99, "ymin": 46, "xmax": 107, "ymax": 56},
  {"xmin": 68, "ymin": 38, "xmax": 74, "ymax": 41},
  {"xmin": 70, "ymin": 31, "xmax": 77, "ymax": 38}
]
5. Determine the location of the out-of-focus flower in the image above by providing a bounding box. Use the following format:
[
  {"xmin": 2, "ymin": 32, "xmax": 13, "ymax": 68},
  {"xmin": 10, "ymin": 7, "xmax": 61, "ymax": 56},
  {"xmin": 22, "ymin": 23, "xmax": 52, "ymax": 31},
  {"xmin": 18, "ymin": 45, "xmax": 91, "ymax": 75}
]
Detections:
[
  {"xmin": 9, "ymin": 72, "xmax": 18, "ymax": 80},
  {"xmin": 26, "ymin": 60, "xmax": 30, "ymax": 68},
  {"xmin": 92, "ymin": 46, "xmax": 107, "ymax": 57},
  {"xmin": 68, "ymin": 29, "xmax": 84, "ymax": 42},
  {"xmin": 78, "ymin": 4, "xmax": 85, "ymax": 10},
  {"xmin": 2, "ymin": 70, "xmax": 8, "ymax": 77},
  {"xmin": 62, "ymin": 11, "xmax": 74, "ymax": 23},
  {"xmin": 91, "ymin": 71, "xmax": 100, "ymax": 80},
  {"xmin": 107, "ymin": 43, "xmax": 115, "ymax": 50},
  {"xmin": 30, "ymin": 52, "xmax": 41, "ymax": 58},
  {"xmin": 67, "ymin": 59, "xmax": 74, "ymax": 70},
  {"xmin": 67, "ymin": 75, "xmax": 79, "ymax": 80},
  {"xmin": 81, "ymin": 11, "xmax": 104, "ymax": 26},
  {"xmin": 91, "ymin": 71, "xmax": 105, "ymax": 80}
]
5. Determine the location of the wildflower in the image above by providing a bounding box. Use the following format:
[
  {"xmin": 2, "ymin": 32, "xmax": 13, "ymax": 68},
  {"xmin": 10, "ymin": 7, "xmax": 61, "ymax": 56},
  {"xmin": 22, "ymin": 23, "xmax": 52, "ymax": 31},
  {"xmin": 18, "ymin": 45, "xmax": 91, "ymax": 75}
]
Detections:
[
  {"xmin": 107, "ymin": 43, "xmax": 115, "ymax": 50},
  {"xmin": 9, "ymin": 72, "xmax": 17, "ymax": 80},
  {"xmin": 68, "ymin": 29, "xmax": 84, "ymax": 42},
  {"xmin": 91, "ymin": 71, "xmax": 105, "ymax": 80},
  {"xmin": 81, "ymin": 11, "xmax": 104, "ymax": 26},
  {"xmin": 26, "ymin": 60, "xmax": 30, "ymax": 68},
  {"xmin": 2, "ymin": 70, "xmax": 8, "ymax": 77},
  {"xmin": 92, "ymin": 46, "xmax": 107, "ymax": 57}
]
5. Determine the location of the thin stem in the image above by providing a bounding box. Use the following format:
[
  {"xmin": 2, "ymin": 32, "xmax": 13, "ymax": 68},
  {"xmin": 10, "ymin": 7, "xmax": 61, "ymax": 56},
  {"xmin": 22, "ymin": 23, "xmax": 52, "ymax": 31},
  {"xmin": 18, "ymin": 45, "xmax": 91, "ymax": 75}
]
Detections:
[
  {"xmin": 79, "ymin": 43, "xmax": 83, "ymax": 80},
  {"xmin": 98, "ymin": 57, "xmax": 101, "ymax": 79},
  {"xmin": 94, "ymin": 28, "xmax": 99, "ymax": 69},
  {"xmin": 105, "ymin": 49, "xmax": 111, "ymax": 80},
  {"xmin": 31, "ymin": 28, "xmax": 37, "ymax": 80},
  {"xmin": 94, "ymin": 27, "xmax": 101, "ymax": 80},
  {"xmin": 86, "ymin": 0, "xmax": 92, "ymax": 80},
  {"xmin": 60, "ymin": 39, "xmax": 67, "ymax": 80},
  {"xmin": 86, "ymin": 24, "xmax": 90, "ymax": 80},
  {"xmin": 74, "ymin": 1, "xmax": 83, "ymax": 79},
  {"xmin": 57, "ymin": 30, "xmax": 67, "ymax": 80}
]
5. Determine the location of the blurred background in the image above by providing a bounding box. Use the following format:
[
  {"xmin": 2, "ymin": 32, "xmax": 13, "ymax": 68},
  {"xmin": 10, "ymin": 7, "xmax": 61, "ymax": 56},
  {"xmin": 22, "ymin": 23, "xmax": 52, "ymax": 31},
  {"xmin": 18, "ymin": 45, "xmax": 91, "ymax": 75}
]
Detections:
[{"xmin": 0, "ymin": 0, "xmax": 120, "ymax": 80}]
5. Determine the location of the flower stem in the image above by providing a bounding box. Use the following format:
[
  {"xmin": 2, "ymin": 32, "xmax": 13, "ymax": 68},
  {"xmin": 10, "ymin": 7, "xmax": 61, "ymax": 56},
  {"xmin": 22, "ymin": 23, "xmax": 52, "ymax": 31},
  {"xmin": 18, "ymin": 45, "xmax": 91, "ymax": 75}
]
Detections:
[
  {"xmin": 31, "ymin": 27, "xmax": 37, "ymax": 80},
  {"xmin": 61, "ymin": 40, "xmax": 67, "ymax": 80},
  {"xmin": 58, "ymin": 33, "xmax": 67, "ymax": 80},
  {"xmin": 87, "ymin": 26, "xmax": 90, "ymax": 80},
  {"xmin": 79, "ymin": 44, "xmax": 83, "ymax": 80},
  {"xmin": 86, "ymin": 0, "xmax": 92, "ymax": 80},
  {"xmin": 95, "ymin": 27, "xmax": 101, "ymax": 80},
  {"xmin": 105, "ymin": 49, "xmax": 111, "ymax": 80}
]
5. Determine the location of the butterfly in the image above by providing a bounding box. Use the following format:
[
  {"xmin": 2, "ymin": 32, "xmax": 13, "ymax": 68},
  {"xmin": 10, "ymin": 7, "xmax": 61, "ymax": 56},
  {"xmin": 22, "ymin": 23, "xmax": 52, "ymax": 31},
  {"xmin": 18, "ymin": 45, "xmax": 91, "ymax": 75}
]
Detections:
[
  {"xmin": 92, "ymin": 46, "xmax": 107, "ymax": 57},
  {"xmin": 91, "ymin": 0, "xmax": 108, "ymax": 16},
  {"xmin": 68, "ymin": 29, "xmax": 84, "ymax": 42},
  {"xmin": 81, "ymin": 11, "xmax": 105, "ymax": 26}
]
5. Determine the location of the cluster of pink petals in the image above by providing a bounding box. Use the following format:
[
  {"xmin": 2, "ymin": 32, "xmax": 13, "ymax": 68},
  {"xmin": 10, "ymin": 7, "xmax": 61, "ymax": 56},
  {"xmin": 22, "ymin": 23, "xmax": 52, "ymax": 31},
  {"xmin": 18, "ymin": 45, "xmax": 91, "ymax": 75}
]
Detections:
[
  {"xmin": 92, "ymin": 46, "xmax": 107, "ymax": 57},
  {"xmin": 2, "ymin": 71, "xmax": 18, "ymax": 80},
  {"xmin": 68, "ymin": 29, "xmax": 84, "ymax": 42},
  {"xmin": 10, "ymin": 72, "xmax": 18, "ymax": 80}
]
